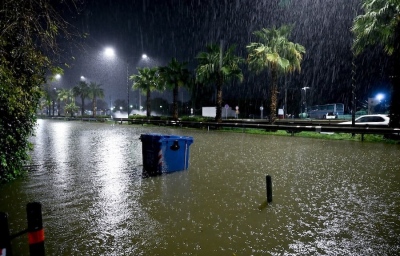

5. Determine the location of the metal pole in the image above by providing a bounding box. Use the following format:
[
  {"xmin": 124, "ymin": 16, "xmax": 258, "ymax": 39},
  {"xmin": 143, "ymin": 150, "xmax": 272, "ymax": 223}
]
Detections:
[
  {"xmin": 284, "ymin": 88, "xmax": 287, "ymax": 118},
  {"xmin": 127, "ymin": 61, "xmax": 130, "ymax": 117},
  {"xmin": 26, "ymin": 202, "xmax": 45, "ymax": 256},
  {"xmin": 0, "ymin": 212, "xmax": 12, "ymax": 256},
  {"xmin": 304, "ymin": 89, "xmax": 307, "ymax": 114},
  {"xmin": 266, "ymin": 175, "xmax": 272, "ymax": 203},
  {"xmin": 352, "ymin": 51, "xmax": 356, "ymax": 126},
  {"xmin": 139, "ymin": 89, "xmax": 141, "ymax": 112}
]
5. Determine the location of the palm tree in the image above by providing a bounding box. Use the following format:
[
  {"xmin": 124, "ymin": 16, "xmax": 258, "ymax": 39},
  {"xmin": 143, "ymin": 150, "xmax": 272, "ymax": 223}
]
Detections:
[
  {"xmin": 352, "ymin": 0, "xmax": 400, "ymax": 128},
  {"xmin": 88, "ymin": 82, "xmax": 104, "ymax": 117},
  {"xmin": 130, "ymin": 67, "xmax": 159, "ymax": 117},
  {"xmin": 196, "ymin": 44, "xmax": 243, "ymax": 122},
  {"xmin": 58, "ymin": 88, "xmax": 74, "ymax": 115},
  {"xmin": 247, "ymin": 25, "xmax": 305, "ymax": 122},
  {"xmin": 158, "ymin": 58, "xmax": 192, "ymax": 120},
  {"xmin": 72, "ymin": 81, "xmax": 90, "ymax": 116},
  {"xmin": 40, "ymin": 88, "xmax": 52, "ymax": 116},
  {"xmin": 64, "ymin": 102, "xmax": 79, "ymax": 117}
]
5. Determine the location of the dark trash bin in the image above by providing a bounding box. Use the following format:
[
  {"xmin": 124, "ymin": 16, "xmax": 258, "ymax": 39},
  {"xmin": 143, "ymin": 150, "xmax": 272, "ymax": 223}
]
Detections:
[{"xmin": 140, "ymin": 133, "xmax": 193, "ymax": 176}]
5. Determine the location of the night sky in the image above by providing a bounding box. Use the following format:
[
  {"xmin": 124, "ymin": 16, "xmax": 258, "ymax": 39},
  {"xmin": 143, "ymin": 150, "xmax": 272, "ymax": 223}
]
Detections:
[{"xmin": 55, "ymin": 0, "xmax": 391, "ymax": 115}]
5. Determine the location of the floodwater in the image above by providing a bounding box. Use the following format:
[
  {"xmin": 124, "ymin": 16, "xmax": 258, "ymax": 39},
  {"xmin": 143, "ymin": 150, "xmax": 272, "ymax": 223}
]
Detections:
[{"xmin": 1, "ymin": 119, "xmax": 399, "ymax": 255}]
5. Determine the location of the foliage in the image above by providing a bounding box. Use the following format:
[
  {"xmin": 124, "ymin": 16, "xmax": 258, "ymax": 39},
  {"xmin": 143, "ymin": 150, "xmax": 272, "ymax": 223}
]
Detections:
[
  {"xmin": 0, "ymin": 0, "xmax": 80, "ymax": 183},
  {"xmin": 196, "ymin": 44, "xmax": 243, "ymax": 123},
  {"xmin": 158, "ymin": 58, "xmax": 192, "ymax": 120},
  {"xmin": 129, "ymin": 115, "xmax": 148, "ymax": 119},
  {"xmin": 130, "ymin": 67, "xmax": 160, "ymax": 117},
  {"xmin": 352, "ymin": 0, "xmax": 400, "ymax": 56},
  {"xmin": 88, "ymin": 82, "xmax": 104, "ymax": 117},
  {"xmin": 180, "ymin": 116, "xmax": 214, "ymax": 122},
  {"xmin": 352, "ymin": 0, "xmax": 400, "ymax": 128},
  {"xmin": 64, "ymin": 102, "xmax": 79, "ymax": 117},
  {"xmin": 246, "ymin": 25, "xmax": 306, "ymax": 122}
]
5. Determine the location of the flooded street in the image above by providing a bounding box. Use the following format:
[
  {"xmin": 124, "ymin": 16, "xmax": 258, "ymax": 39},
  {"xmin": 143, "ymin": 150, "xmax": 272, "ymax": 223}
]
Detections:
[{"xmin": 1, "ymin": 119, "xmax": 399, "ymax": 255}]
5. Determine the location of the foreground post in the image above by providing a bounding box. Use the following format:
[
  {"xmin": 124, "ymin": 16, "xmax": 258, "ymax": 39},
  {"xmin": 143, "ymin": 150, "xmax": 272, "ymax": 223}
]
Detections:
[
  {"xmin": 26, "ymin": 202, "xmax": 45, "ymax": 256},
  {"xmin": 0, "ymin": 212, "xmax": 12, "ymax": 256},
  {"xmin": 266, "ymin": 175, "xmax": 272, "ymax": 203}
]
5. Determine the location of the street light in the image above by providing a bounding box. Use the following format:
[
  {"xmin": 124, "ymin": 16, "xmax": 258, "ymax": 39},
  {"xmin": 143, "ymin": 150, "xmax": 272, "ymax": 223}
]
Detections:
[
  {"xmin": 302, "ymin": 87, "xmax": 310, "ymax": 115},
  {"xmin": 104, "ymin": 47, "xmax": 150, "ymax": 117},
  {"xmin": 104, "ymin": 47, "xmax": 115, "ymax": 58},
  {"xmin": 376, "ymin": 93, "xmax": 384, "ymax": 102}
]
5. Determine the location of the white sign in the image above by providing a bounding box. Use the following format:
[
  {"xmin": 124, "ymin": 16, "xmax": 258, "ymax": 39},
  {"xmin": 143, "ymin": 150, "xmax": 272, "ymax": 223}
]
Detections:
[{"xmin": 260, "ymin": 106, "xmax": 264, "ymax": 111}]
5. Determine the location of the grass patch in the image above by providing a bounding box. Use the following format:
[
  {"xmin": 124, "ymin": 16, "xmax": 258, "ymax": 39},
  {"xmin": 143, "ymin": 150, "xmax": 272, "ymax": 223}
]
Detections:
[{"xmin": 219, "ymin": 127, "xmax": 399, "ymax": 144}]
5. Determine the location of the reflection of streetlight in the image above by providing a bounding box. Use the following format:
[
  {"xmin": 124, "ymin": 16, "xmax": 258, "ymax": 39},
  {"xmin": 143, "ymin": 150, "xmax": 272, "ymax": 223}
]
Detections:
[{"xmin": 302, "ymin": 87, "xmax": 310, "ymax": 115}]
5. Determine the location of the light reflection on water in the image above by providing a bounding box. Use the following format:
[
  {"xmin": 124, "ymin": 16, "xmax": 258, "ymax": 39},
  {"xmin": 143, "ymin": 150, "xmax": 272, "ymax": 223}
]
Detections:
[{"xmin": 0, "ymin": 119, "xmax": 399, "ymax": 255}]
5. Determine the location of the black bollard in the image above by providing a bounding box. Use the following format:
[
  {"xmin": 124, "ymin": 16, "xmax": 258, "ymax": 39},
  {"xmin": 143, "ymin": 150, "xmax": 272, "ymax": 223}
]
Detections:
[
  {"xmin": 26, "ymin": 202, "xmax": 45, "ymax": 256},
  {"xmin": 0, "ymin": 212, "xmax": 13, "ymax": 256},
  {"xmin": 266, "ymin": 175, "xmax": 272, "ymax": 203}
]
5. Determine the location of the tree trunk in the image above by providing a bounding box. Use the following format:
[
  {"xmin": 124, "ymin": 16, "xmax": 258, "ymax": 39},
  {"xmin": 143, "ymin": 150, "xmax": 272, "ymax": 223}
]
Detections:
[
  {"xmin": 215, "ymin": 73, "xmax": 223, "ymax": 123},
  {"xmin": 146, "ymin": 89, "xmax": 151, "ymax": 117},
  {"xmin": 269, "ymin": 67, "xmax": 278, "ymax": 123},
  {"xmin": 81, "ymin": 97, "xmax": 85, "ymax": 116},
  {"xmin": 92, "ymin": 97, "xmax": 97, "ymax": 117},
  {"xmin": 173, "ymin": 84, "xmax": 178, "ymax": 120}
]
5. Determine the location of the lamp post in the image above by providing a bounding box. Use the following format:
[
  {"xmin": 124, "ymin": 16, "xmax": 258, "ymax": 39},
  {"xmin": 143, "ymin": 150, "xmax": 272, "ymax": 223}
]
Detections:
[
  {"xmin": 126, "ymin": 60, "xmax": 130, "ymax": 117},
  {"xmin": 301, "ymin": 87, "xmax": 310, "ymax": 116},
  {"xmin": 104, "ymin": 48, "xmax": 150, "ymax": 117},
  {"xmin": 139, "ymin": 54, "xmax": 150, "ymax": 111}
]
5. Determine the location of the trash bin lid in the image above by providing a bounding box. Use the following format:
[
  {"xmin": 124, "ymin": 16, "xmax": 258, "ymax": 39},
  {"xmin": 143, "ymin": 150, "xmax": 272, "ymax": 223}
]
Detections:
[
  {"xmin": 140, "ymin": 134, "xmax": 193, "ymax": 144},
  {"xmin": 159, "ymin": 135, "xmax": 193, "ymax": 144}
]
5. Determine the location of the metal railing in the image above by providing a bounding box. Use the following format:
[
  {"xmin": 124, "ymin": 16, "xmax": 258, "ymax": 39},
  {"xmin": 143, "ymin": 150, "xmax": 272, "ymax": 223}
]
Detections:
[{"xmin": 114, "ymin": 118, "xmax": 400, "ymax": 139}]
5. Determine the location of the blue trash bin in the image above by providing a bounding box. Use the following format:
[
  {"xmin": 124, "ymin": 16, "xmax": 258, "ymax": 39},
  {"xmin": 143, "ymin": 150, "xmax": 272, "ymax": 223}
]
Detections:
[{"xmin": 140, "ymin": 133, "xmax": 193, "ymax": 175}]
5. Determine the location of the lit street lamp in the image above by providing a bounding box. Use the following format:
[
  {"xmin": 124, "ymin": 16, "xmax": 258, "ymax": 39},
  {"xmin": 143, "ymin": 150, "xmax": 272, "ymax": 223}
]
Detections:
[
  {"xmin": 376, "ymin": 93, "xmax": 384, "ymax": 102},
  {"xmin": 104, "ymin": 47, "xmax": 150, "ymax": 117}
]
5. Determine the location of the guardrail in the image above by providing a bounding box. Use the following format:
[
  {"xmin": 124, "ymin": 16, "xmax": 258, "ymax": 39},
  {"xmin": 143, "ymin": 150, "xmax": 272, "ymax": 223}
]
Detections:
[{"xmin": 114, "ymin": 118, "xmax": 400, "ymax": 141}]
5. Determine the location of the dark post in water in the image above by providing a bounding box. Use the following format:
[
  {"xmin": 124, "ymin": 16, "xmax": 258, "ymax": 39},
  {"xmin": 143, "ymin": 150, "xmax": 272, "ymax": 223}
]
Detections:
[
  {"xmin": 266, "ymin": 175, "xmax": 272, "ymax": 203},
  {"xmin": 0, "ymin": 212, "xmax": 13, "ymax": 256},
  {"xmin": 26, "ymin": 202, "xmax": 45, "ymax": 256}
]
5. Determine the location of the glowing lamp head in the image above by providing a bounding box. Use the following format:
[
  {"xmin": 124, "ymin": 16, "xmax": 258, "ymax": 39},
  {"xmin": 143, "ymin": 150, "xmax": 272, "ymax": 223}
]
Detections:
[
  {"xmin": 104, "ymin": 47, "xmax": 115, "ymax": 58},
  {"xmin": 376, "ymin": 93, "xmax": 384, "ymax": 101}
]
